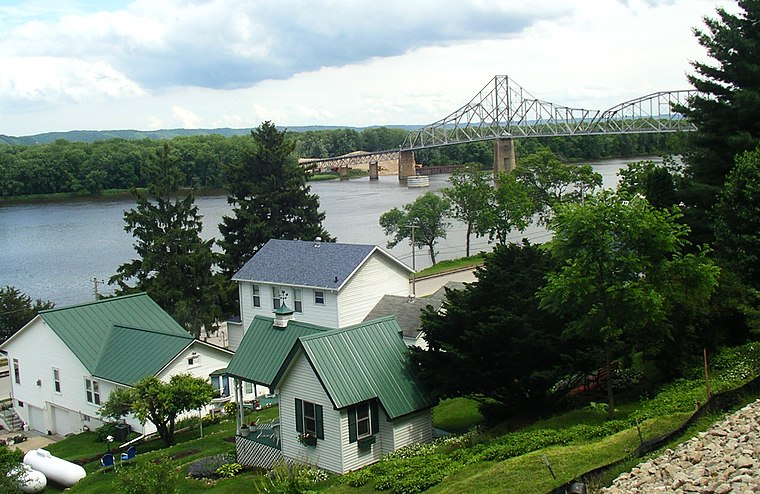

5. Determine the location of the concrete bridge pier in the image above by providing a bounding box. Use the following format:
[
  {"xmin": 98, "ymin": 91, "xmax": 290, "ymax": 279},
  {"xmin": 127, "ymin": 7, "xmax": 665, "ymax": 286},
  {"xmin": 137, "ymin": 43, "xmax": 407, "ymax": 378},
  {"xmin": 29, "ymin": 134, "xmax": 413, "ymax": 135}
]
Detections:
[
  {"xmin": 369, "ymin": 161, "xmax": 379, "ymax": 180},
  {"xmin": 398, "ymin": 150, "xmax": 417, "ymax": 180},
  {"xmin": 339, "ymin": 164, "xmax": 350, "ymax": 180},
  {"xmin": 493, "ymin": 138, "xmax": 516, "ymax": 175}
]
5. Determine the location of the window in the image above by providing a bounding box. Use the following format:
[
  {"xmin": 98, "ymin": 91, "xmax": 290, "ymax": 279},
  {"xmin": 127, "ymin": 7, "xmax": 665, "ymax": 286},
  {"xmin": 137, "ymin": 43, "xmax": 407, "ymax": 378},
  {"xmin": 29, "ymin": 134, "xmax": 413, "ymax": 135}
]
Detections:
[
  {"xmin": 295, "ymin": 398, "xmax": 323, "ymax": 440},
  {"xmin": 12, "ymin": 358, "xmax": 20, "ymax": 385},
  {"xmin": 349, "ymin": 400, "xmax": 379, "ymax": 443},
  {"xmin": 272, "ymin": 287, "xmax": 281, "ymax": 309},
  {"xmin": 244, "ymin": 382, "xmax": 253, "ymax": 394},
  {"xmin": 53, "ymin": 368, "xmax": 61, "ymax": 393},
  {"xmin": 85, "ymin": 378, "xmax": 100, "ymax": 405},
  {"xmin": 187, "ymin": 355, "xmax": 200, "ymax": 367},
  {"xmin": 252, "ymin": 284, "xmax": 261, "ymax": 308},
  {"xmin": 293, "ymin": 288, "xmax": 303, "ymax": 313},
  {"xmin": 314, "ymin": 290, "xmax": 325, "ymax": 305},
  {"xmin": 355, "ymin": 402, "xmax": 371, "ymax": 439}
]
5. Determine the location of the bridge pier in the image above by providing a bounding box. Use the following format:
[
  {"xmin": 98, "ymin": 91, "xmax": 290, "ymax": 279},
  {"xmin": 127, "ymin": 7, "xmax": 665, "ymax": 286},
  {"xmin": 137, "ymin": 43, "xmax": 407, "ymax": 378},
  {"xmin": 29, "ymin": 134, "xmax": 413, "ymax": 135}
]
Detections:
[
  {"xmin": 493, "ymin": 138, "xmax": 516, "ymax": 175},
  {"xmin": 398, "ymin": 150, "xmax": 417, "ymax": 180},
  {"xmin": 369, "ymin": 161, "xmax": 379, "ymax": 180},
  {"xmin": 339, "ymin": 164, "xmax": 350, "ymax": 180}
]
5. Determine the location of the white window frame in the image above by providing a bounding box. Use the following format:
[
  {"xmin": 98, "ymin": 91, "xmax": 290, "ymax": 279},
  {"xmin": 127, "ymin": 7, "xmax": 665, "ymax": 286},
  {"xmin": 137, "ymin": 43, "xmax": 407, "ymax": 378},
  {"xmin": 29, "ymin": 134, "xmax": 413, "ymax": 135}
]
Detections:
[
  {"xmin": 314, "ymin": 290, "xmax": 325, "ymax": 305},
  {"xmin": 355, "ymin": 402, "xmax": 372, "ymax": 439},
  {"xmin": 272, "ymin": 286, "xmax": 282, "ymax": 309},
  {"xmin": 187, "ymin": 355, "xmax": 201, "ymax": 368},
  {"xmin": 53, "ymin": 368, "xmax": 61, "ymax": 394},
  {"xmin": 252, "ymin": 284, "xmax": 261, "ymax": 308},
  {"xmin": 85, "ymin": 378, "xmax": 101, "ymax": 405},
  {"xmin": 12, "ymin": 358, "xmax": 20, "ymax": 385},
  {"xmin": 293, "ymin": 288, "xmax": 303, "ymax": 313},
  {"xmin": 303, "ymin": 400, "xmax": 317, "ymax": 436}
]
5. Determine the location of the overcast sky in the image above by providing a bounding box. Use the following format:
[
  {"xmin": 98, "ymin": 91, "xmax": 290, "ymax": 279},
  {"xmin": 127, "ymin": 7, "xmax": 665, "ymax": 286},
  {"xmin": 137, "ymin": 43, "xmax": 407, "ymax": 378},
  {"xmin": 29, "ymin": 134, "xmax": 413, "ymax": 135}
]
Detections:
[{"xmin": 0, "ymin": 0, "xmax": 736, "ymax": 136}]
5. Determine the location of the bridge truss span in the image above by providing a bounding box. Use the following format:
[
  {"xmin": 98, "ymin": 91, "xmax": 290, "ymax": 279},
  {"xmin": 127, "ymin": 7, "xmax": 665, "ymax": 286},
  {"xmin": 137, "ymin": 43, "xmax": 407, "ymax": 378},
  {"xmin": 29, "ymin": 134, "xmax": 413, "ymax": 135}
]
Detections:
[{"xmin": 402, "ymin": 75, "xmax": 696, "ymax": 151}]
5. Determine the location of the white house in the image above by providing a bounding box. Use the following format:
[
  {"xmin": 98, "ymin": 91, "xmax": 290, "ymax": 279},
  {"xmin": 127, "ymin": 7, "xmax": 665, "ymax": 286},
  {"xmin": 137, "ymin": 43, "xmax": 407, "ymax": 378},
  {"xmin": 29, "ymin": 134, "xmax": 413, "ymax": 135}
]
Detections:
[
  {"xmin": 227, "ymin": 308, "xmax": 435, "ymax": 474},
  {"xmin": 0, "ymin": 293, "xmax": 233, "ymax": 437},
  {"xmin": 227, "ymin": 239, "xmax": 413, "ymax": 351}
]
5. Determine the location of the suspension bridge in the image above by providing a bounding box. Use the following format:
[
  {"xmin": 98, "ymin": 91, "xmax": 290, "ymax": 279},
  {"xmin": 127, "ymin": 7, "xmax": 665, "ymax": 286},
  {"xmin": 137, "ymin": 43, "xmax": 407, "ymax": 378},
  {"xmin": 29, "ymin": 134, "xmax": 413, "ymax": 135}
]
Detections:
[{"xmin": 307, "ymin": 75, "xmax": 696, "ymax": 180}]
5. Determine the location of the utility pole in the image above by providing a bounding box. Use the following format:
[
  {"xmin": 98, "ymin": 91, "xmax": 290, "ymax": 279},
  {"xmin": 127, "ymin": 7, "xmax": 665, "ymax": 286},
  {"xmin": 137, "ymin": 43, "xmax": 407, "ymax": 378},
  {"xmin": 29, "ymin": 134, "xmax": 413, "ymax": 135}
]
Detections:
[
  {"xmin": 91, "ymin": 277, "xmax": 105, "ymax": 300},
  {"xmin": 406, "ymin": 224, "xmax": 418, "ymax": 298}
]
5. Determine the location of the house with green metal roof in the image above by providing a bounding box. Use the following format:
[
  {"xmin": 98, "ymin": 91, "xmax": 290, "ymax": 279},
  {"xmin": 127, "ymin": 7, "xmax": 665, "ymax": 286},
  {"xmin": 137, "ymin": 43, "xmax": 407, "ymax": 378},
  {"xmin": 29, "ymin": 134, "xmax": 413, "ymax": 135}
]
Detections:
[
  {"xmin": 231, "ymin": 311, "xmax": 435, "ymax": 474},
  {"xmin": 0, "ymin": 293, "xmax": 233, "ymax": 437},
  {"xmin": 228, "ymin": 239, "xmax": 413, "ymax": 351}
]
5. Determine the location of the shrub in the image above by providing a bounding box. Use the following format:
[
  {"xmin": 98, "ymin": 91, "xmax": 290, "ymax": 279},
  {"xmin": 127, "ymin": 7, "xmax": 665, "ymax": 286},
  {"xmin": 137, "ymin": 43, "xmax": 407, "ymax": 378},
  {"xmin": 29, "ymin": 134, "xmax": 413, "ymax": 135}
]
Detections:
[
  {"xmin": 263, "ymin": 460, "xmax": 327, "ymax": 494},
  {"xmin": 113, "ymin": 458, "xmax": 179, "ymax": 494},
  {"xmin": 96, "ymin": 422, "xmax": 121, "ymax": 443},
  {"xmin": 187, "ymin": 453, "xmax": 235, "ymax": 479},
  {"xmin": 223, "ymin": 402, "xmax": 237, "ymax": 416},
  {"xmin": 215, "ymin": 463, "xmax": 242, "ymax": 478}
]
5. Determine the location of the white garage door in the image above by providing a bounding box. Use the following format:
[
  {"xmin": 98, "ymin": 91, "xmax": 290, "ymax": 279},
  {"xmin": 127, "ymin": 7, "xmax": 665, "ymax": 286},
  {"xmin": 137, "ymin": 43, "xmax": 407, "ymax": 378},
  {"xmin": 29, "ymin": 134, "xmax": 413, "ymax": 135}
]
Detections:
[
  {"xmin": 52, "ymin": 405, "xmax": 76, "ymax": 436},
  {"xmin": 27, "ymin": 405, "xmax": 46, "ymax": 434}
]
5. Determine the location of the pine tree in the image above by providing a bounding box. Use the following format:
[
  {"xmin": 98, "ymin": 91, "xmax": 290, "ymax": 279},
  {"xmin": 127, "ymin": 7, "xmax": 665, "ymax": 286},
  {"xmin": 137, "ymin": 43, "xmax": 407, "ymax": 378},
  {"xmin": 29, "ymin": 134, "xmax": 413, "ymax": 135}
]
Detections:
[
  {"xmin": 218, "ymin": 122, "xmax": 331, "ymax": 277},
  {"xmin": 678, "ymin": 1, "xmax": 760, "ymax": 239},
  {"xmin": 109, "ymin": 144, "xmax": 220, "ymax": 338}
]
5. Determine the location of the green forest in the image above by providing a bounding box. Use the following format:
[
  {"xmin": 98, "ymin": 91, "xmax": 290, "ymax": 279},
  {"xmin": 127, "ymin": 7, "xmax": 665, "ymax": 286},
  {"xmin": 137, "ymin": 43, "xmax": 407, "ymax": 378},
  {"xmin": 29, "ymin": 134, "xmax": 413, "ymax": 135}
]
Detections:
[{"xmin": 0, "ymin": 125, "xmax": 683, "ymax": 199}]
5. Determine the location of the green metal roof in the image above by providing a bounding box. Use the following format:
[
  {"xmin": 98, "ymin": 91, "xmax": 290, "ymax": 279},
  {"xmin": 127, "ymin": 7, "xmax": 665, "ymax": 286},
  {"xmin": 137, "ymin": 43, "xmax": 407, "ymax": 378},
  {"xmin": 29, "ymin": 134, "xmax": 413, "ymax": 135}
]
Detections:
[
  {"xmin": 39, "ymin": 293, "xmax": 191, "ymax": 378},
  {"xmin": 225, "ymin": 315, "xmax": 326, "ymax": 386},
  {"xmin": 92, "ymin": 324, "xmax": 193, "ymax": 385},
  {"xmin": 275, "ymin": 316, "xmax": 435, "ymax": 419}
]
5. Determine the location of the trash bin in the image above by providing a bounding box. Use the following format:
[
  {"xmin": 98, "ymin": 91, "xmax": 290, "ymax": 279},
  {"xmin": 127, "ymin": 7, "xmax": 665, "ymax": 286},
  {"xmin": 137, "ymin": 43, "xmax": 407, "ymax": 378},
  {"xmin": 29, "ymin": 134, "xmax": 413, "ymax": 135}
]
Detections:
[{"xmin": 114, "ymin": 423, "xmax": 130, "ymax": 442}]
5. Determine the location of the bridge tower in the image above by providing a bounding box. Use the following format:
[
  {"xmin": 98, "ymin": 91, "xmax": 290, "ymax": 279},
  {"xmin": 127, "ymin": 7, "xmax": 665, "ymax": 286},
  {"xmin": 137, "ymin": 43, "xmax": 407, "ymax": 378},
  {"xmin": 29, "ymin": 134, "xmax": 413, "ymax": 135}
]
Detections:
[
  {"xmin": 493, "ymin": 138, "xmax": 516, "ymax": 174},
  {"xmin": 398, "ymin": 150, "xmax": 417, "ymax": 180}
]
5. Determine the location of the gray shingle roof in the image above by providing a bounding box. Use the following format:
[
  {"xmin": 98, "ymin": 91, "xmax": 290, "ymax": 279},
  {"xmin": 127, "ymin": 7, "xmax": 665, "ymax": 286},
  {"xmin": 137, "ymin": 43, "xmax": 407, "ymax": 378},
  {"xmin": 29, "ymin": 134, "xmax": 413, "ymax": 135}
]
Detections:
[
  {"xmin": 232, "ymin": 239, "xmax": 411, "ymax": 289},
  {"xmin": 363, "ymin": 282, "xmax": 465, "ymax": 338}
]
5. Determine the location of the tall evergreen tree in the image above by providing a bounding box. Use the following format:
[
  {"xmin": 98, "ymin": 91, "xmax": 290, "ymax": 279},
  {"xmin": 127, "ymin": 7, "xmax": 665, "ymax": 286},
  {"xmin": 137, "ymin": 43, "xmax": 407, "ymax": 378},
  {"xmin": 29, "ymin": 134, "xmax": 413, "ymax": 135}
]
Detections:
[
  {"xmin": 677, "ymin": 1, "xmax": 760, "ymax": 239},
  {"xmin": 0, "ymin": 286, "xmax": 54, "ymax": 342},
  {"xmin": 109, "ymin": 144, "xmax": 220, "ymax": 338},
  {"xmin": 218, "ymin": 122, "xmax": 331, "ymax": 277}
]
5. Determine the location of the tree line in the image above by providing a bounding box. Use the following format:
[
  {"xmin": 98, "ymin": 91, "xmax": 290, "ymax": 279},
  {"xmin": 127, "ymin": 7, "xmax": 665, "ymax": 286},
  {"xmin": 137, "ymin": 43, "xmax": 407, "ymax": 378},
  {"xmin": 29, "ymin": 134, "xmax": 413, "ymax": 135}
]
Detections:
[{"xmin": 0, "ymin": 124, "xmax": 684, "ymax": 198}]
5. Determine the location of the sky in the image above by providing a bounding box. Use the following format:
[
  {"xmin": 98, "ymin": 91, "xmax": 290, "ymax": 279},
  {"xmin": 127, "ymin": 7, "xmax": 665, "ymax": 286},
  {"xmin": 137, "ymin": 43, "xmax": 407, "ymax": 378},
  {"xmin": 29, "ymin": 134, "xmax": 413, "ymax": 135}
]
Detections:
[{"xmin": 0, "ymin": 0, "xmax": 737, "ymax": 137}]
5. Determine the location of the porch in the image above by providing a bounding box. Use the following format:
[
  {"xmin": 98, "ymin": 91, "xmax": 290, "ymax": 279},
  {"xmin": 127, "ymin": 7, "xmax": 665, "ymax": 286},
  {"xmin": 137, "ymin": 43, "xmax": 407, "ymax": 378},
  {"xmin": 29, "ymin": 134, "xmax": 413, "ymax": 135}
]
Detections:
[{"xmin": 235, "ymin": 424, "xmax": 284, "ymax": 469}]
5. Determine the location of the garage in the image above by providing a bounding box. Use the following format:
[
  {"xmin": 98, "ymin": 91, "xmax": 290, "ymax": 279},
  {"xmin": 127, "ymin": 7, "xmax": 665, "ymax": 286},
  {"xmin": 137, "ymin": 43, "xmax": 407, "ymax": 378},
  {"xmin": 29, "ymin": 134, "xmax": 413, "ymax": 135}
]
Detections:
[
  {"xmin": 27, "ymin": 405, "xmax": 46, "ymax": 434},
  {"xmin": 52, "ymin": 405, "xmax": 76, "ymax": 436}
]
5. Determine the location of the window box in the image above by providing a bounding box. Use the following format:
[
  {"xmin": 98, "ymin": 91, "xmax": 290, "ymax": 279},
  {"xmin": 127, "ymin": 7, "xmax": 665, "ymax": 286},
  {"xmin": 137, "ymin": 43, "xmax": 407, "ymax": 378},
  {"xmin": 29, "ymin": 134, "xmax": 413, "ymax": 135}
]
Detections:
[
  {"xmin": 298, "ymin": 432, "xmax": 317, "ymax": 446},
  {"xmin": 357, "ymin": 435, "xmax": 376, "ymax": 449}
]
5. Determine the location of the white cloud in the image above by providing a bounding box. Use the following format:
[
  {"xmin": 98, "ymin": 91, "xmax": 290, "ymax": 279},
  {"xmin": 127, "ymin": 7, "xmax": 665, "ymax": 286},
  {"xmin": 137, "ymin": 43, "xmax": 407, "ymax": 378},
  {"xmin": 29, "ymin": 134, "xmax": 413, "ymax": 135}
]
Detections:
[{"xmin": 171, "ymin": 106, "xmax": 202, "ymax": 128}]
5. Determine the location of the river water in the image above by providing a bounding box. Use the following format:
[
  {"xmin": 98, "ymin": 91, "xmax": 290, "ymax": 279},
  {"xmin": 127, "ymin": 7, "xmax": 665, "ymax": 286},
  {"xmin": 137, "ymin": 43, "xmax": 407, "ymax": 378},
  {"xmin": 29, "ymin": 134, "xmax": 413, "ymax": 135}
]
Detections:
[{"xmin": 0, "ymin": 157, "xmax": 641, "ymax": 306}]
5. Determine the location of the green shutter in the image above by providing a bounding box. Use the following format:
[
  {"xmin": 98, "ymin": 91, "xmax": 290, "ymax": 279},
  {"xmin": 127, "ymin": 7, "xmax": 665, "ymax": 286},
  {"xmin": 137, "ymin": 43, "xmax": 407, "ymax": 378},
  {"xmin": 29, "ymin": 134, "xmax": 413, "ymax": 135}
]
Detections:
[
  {"xmin": 295, "ymin": 398, "xmax": 303, "ymax": 433},
  {"xmin": 348, "ymin": 406, "xmax": 357, "ymax": 443},
  {"xmin": 370, "ymin": 400, "xmax": 379, "ymax": 435},
  {"xmin": 316, "ymin": 404, "xmax": 324, "ymax": 439}
]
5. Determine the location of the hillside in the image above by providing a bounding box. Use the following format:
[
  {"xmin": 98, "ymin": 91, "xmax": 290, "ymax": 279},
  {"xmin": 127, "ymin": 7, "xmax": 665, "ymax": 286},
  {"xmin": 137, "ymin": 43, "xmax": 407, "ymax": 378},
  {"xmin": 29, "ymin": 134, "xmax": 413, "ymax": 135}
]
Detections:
[{"xmin": 0, "ymin": 125, "xmax": 422, "ymax": 146}]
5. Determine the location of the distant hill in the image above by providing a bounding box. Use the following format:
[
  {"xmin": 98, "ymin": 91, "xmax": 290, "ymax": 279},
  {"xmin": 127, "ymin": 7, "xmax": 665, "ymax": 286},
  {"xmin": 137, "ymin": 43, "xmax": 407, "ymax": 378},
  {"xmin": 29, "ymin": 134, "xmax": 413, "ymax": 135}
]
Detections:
[{"xmin": 0, "ymin": 125, "xmax": 422, "ymax": 146}]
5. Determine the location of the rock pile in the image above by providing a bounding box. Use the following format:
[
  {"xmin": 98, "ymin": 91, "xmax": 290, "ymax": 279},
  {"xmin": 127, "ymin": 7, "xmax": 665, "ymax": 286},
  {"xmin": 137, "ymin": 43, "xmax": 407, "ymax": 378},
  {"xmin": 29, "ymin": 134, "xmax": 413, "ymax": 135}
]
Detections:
[{"xmin": 602, "ymin": 399, "xmax": 759, "ymax": 493}]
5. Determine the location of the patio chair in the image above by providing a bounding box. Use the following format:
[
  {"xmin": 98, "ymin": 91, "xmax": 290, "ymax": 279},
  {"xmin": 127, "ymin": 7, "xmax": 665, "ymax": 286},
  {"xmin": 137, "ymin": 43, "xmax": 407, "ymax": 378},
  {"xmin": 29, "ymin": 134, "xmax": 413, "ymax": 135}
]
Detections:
[
  {"xmin": 120, "ymin": 446, "xmax": 137, "ymax": 466},
  {"xmin": 101, "ymin": 453, "xmax": 115, "ymax": 470}
]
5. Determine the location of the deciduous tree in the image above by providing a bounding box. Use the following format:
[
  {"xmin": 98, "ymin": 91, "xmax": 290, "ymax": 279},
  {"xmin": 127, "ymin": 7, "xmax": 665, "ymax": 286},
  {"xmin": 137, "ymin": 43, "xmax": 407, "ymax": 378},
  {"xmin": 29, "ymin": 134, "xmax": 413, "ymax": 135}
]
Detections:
[
  {"xmin": 539, "ymin": 191, "xmax": 718, "ymax": 418},
  {"xmin": 379, "ymin": 192, "xmax": 450, "ymax": 265},
  {"xmin": 100, "ymin": 374, "xmax": 216, "ymax": 447},
  {"xmin": 441, "ymin": 164, "xmax": 492, "ymax": 256}
]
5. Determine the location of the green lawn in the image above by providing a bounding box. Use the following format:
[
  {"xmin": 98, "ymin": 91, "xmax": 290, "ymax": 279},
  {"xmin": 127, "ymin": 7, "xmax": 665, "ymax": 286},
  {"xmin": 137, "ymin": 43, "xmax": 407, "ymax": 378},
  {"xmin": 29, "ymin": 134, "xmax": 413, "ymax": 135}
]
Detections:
[{"xmin": 414, "ymin": 255, "xmax": 484, "ymax": 278}]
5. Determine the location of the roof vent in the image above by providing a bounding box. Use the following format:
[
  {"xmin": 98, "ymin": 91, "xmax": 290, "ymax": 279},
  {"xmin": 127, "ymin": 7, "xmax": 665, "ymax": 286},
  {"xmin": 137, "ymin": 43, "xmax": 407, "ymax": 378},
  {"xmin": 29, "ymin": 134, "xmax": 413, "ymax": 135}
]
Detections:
[{"xmin": 314, "ymin": 237, "xmax": 322, "ymax": 247}]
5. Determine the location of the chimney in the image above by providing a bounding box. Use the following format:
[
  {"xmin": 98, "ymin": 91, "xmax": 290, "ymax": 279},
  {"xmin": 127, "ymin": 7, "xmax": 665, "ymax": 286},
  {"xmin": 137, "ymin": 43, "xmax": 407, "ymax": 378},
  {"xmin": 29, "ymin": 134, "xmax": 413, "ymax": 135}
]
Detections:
[{"xmin": 314, "ymin": 236, "xmax": 322, "ymax": 248}]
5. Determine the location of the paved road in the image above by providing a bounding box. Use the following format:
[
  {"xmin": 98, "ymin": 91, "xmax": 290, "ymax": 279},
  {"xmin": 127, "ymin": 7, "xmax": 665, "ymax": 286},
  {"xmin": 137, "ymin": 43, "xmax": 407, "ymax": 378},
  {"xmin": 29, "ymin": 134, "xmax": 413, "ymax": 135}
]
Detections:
[{"xmin": 411, "ymin": 268, "xmax": 477, "ymax": 297}]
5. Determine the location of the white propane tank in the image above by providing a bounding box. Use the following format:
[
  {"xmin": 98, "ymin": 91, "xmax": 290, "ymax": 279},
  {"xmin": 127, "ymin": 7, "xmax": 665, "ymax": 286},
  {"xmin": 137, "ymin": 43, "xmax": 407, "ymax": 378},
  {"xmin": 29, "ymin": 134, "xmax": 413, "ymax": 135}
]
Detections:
[
  {"xmin": 23, "ymin": 448, "xmax": 86, "ymax": 488},
  {"xmin": 10, "ymin": 464, "xmax": 47, "ymax": 493}
]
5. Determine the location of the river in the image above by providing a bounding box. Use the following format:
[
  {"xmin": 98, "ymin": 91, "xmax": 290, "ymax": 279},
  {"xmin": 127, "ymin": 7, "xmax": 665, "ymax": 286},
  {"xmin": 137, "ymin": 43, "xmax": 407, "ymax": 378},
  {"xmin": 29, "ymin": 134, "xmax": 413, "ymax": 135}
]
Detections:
[{"xmin": 0, "ymin": 157, "xmax": 643, "ymax": 306}]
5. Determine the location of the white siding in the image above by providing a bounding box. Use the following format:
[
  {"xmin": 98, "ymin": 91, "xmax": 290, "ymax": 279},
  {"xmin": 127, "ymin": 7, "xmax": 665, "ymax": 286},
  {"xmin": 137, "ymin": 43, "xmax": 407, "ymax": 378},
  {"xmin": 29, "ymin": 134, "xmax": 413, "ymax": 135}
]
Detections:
[
  {"xmin": 2, "ymin": 318, "xmax": 104, "ymax": 435},
  {"xmin": 391, "ymin": 409, "xmax": 433, "ymax": 450},
  {"xmin": 337, "ymin": 253, "xmax": 410, "ymax": 327},
  {"xmin": 239, "ymin": 281, "xmax": 339, "ymax": 331},
  {"xmin": 340, "ymin": 405, "xmax": 391, "ymax": 473},
  {"xmin": 277, "ymin": 353, "xmax": 343, "ymax": 474},
  {"xmin": 157, "ymin": 342, "xmax": 231, "ymax": 383},
  {"xmin": 227, "ymin": 321, "xmax": 244, "ymax": 352}
]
